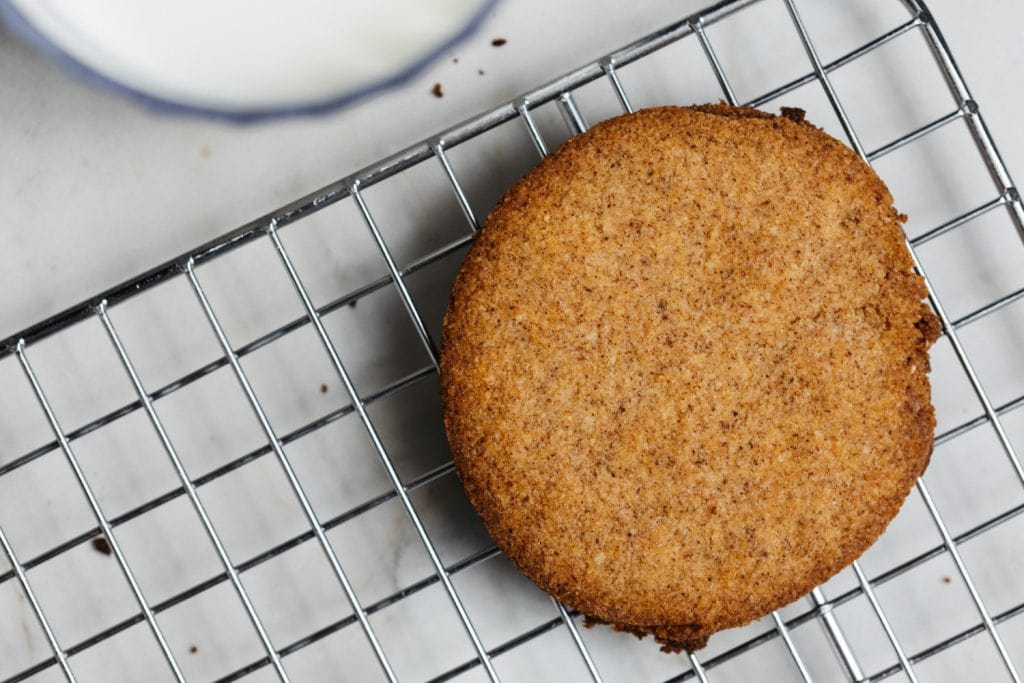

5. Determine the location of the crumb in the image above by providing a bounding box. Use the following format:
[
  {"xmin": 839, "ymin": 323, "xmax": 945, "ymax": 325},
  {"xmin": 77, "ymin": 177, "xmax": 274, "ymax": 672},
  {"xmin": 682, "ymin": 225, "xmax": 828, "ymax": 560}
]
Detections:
[
  {"xmin": 452, "ymin": 57, "xmax": 459, "ymax": 64},
  {"xmin": 431, "ymin": 83, "xmax": 444, "ymax": 98},
  {"xmin": 491, "ymin": 38, "xmax": 507, "ymax": 47},
  {"xmin": 199, "ymin": 146, "xmax": 212, "ymax": 158},
  {"xmin": 319, "ymin": 384, "xmax": 329, "ymax": 394},
  {"xmin": 189, "ymin": 645, "xmax": 198, "ymax": 654},
  {"xmin": 348, "ymin": 300, "xmax": 358, "ymax": 309},
  {"xmin": 478, "ymin": 69, "xmax": 485, "ymax": 75},
  {"xmin": 942, "ymin": 576, "xmax": 952, "ymax": 584},
  {"xmin": 91, "ymin": 537, "xmax": 112, "ymax": 556}
]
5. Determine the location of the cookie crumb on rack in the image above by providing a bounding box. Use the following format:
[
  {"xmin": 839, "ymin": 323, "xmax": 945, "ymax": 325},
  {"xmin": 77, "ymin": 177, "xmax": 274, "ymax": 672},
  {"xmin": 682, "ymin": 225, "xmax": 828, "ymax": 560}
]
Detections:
[
  {"xmin": 319, "ymin": 383, "xmax": 329, "ymax": 394},
  {"xmin": 90, "ymin": 537, "xmax": 112, "ymax": 556},
  {"xmin": 189, "ymin": 645, "xmax": 198, "ymax": 654},
  {"xmin": 431, "ymin": 83, "xmax": 444, "ymax": 98},
  {"xmin": 491, "ymin": 38, "xmax": 507, "ymax": 47}
]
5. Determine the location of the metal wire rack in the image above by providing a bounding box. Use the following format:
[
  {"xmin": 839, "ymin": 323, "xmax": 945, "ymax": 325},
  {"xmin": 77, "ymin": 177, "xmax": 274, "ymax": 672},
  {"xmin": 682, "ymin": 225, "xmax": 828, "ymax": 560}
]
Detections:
[{"xmin": 2, "ymin": 0, "xmax": 1023, "ymax": 680}]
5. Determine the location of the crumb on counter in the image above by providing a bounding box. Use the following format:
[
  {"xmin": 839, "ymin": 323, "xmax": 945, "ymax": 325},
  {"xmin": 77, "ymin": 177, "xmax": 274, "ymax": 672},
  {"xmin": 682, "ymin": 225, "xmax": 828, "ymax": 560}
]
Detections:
[{"xmin": 431, "ymin": 83, "xmax": 444, "ymax": 98}]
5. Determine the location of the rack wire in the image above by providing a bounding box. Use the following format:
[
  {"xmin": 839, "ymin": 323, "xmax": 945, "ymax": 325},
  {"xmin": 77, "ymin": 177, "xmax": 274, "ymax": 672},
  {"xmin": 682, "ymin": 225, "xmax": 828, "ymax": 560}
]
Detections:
[{"xmin": 2, "ymin": 0, "xmax": 1023, "ymax": 680}]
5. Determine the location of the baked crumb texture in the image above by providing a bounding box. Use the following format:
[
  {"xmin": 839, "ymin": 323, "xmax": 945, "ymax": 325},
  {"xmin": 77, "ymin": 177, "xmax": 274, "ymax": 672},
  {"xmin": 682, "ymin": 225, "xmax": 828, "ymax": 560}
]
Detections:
[{"xmin": 441, "ymin": 104, "xmax": 939, "ymax": 652}]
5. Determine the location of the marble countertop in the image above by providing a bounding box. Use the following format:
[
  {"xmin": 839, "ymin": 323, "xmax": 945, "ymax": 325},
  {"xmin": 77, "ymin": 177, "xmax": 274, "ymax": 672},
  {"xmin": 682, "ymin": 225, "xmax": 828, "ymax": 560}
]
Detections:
[
  {"xmin": 1, "ymin": 0, "xmax": 1022, "ymax": 339},
  {"xmin": 2, "ymin": 1, "xmax": 1023, "ymax": 682}
]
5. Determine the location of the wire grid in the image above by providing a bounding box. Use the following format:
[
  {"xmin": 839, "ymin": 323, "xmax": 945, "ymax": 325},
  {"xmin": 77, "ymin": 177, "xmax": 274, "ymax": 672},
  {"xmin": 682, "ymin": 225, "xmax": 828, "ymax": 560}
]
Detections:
[{"xmin": 1, "ymin": 0, "xmax": 1023, "ymax": 680}]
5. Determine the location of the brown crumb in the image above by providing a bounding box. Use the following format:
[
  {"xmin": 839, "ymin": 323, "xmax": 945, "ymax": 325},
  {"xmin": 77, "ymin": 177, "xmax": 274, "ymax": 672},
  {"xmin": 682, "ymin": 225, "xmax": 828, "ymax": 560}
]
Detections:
[
  {"xmin": 780, "ymin": 107, "xmax": 806, "ymax": 123},
  {"xmin": 942, "ymin": 576, "xmax": 952, "ymax": 584},
  {"xmin": 491, "ymin": 38, "xmax": 507, "ymax": 47},
  {"xmin": 348, "ymin": 299, "xmax": 358, "ymax": 309},
  {"xmin": 478, "ymin": 69, "xmax": 485, "ymax": 76},
  {"xmin": 319, "ymin": 384, "xmax": 329, "ymax": 394},
  {"xmin": 91, "ymin": 537, "xmax": 112, "ymax": 556},
  {"xmin": 189, "ymin": 645, "xmax": 198, "ymax": 654},
  {"xmin": 431, "ymin": 83, "xmax": 444, "ymax": 98},
  {"xmin": 452, "ymin": 57, "xmax": 459, "ymax": 64}
]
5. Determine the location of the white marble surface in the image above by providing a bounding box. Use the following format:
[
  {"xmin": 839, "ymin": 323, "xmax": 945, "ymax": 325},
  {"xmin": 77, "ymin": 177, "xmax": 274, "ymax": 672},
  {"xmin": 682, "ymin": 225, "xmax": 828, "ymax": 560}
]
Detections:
[
  {"xmin": 2, "ymin": 0, "xmax": 1023, "ymax": 339},
  {"xmin": 2, "ymin": 1, "xmax": 1024, "ymax": 682}
]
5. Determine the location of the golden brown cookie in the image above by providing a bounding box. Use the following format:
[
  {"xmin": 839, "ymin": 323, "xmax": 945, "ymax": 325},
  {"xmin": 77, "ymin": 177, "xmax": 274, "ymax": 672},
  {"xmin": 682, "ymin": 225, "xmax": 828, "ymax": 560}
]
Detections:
[{"xmin": 441, "ymin": 104, "xmax": 938, "ymax": 652}]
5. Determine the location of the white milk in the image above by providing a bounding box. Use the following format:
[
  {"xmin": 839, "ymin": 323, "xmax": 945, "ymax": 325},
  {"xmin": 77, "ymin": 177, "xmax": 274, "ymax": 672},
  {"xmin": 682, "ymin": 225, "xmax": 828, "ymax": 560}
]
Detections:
[{"xmin": 11, "ymin": 0, "xmax": 487, "ymax": 110}]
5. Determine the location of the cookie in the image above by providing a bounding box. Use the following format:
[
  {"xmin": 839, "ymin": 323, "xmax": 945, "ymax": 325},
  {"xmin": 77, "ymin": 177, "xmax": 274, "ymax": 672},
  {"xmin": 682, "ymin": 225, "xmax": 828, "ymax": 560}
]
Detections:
[{"xmin": 441, "ymin": 104, "xmax": 939, "ymax": 651}]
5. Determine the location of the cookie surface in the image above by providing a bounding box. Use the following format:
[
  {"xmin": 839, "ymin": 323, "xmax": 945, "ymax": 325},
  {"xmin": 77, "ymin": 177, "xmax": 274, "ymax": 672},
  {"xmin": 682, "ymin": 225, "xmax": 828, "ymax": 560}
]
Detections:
[{"xmin": 441, "ymin": 104, "xmax": 938, "ymax": 651}]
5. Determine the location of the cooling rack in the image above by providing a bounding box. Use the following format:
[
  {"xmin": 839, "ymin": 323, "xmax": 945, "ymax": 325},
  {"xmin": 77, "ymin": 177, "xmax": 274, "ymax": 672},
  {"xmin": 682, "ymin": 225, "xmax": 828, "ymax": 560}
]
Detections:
[{"xmin": 1, "ymin": 0, "xmax": 1023, "ymax": 680}]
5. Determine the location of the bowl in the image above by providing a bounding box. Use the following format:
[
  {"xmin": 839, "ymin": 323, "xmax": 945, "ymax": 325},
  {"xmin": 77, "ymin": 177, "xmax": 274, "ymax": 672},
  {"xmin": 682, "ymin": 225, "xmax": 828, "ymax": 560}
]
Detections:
[{"xmin": 0, "ymin": 0, "xmax": 499, "ymax": 121}]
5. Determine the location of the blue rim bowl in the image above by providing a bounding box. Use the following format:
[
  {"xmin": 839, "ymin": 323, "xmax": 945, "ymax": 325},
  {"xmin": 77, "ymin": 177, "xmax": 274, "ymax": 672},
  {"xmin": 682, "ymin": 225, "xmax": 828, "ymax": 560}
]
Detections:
[{"xmin": 0, "ymin": 0, "xmax": 501, "ymax": 122}]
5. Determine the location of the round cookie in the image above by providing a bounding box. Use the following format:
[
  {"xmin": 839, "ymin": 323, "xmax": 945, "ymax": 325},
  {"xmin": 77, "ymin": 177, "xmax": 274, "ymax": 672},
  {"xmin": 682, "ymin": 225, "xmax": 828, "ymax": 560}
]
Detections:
[{"xmin": 441, "ymin": 104, "xmax": 939, "ymax": 652}]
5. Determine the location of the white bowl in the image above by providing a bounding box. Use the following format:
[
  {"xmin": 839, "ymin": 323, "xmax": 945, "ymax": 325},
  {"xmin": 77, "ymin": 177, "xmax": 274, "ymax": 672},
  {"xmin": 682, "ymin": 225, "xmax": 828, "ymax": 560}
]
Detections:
[{"xmin": 0, "ymin": 0, "xmax": 498, "ymax": 120}]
